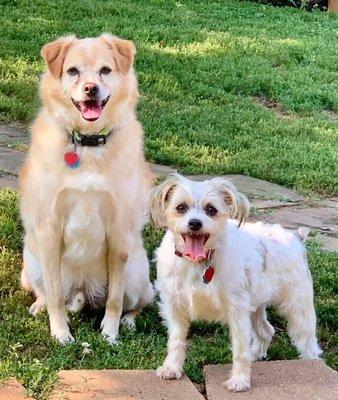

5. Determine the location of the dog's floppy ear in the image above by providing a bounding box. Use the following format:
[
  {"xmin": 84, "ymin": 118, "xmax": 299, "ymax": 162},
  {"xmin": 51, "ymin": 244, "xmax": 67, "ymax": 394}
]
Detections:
[
  {"xmin": 41, "ymin": 36, "xmax": 76, "ymax": 79},
  {"xmin": 149, "ymin": 174, "xmax": 180, "ymax": 228},
  {"xmin": 211, "ymin": 178, "xmax": 250, "ymax": 226},
  {"xmin": 101, "ymin": 33, "xmax": 136, "ymax": 75}
]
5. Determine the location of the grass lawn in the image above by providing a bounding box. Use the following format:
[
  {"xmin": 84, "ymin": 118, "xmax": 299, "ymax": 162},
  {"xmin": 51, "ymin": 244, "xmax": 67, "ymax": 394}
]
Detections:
[
  {"xmin": 0, "ymin": 189, "xmax": 337, "ymax": 399},
  {"xmin": 0, "ymin": 0, "xmax": 337, "ymax": 195},
  {"xmin": 0, "ymin": 1, "xmax": 337, "ymax": 399}
]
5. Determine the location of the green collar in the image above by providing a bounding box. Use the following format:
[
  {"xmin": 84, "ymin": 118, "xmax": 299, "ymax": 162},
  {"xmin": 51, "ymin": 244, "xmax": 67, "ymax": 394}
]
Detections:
[{"xmin": 71, "ymin": 127, "xmax": 113, "ymax": 147}]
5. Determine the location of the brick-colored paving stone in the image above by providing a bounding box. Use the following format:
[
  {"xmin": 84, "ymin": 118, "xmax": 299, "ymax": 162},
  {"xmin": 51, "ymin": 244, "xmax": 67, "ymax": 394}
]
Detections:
[
  {"xmin": 50, "ymin": 369, "xmax": 205, "ymax": 400},
  {"xmin": 0, "ymin": 378, "xmax": 33, "ymax": 400},
  {"xmin": 204, "ymin": 360, "xmax": 338, "ymax": 400}
]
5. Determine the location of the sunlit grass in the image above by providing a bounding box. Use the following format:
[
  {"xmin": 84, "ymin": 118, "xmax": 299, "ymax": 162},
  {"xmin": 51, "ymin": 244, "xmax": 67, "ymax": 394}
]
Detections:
[{"xmin": 0, "ymin": 0, "xmax": 337, "ymax": 194}]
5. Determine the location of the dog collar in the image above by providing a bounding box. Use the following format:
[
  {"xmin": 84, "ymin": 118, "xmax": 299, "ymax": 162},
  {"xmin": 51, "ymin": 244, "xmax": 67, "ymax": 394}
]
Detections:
[
  {"xmin": 71, "ymin": 127, "xmax": 113, "ymax": 147},
  {"xmin": 64, "ymin": 127, "xmax": 114, "ymax": 168},
  {"xmin": 175, "ymin": 248, "xmax": 215, "ymax": 284}
]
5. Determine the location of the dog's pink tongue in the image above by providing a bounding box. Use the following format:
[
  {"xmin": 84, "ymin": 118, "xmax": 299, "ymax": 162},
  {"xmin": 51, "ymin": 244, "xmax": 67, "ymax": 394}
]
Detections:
[
  {"xmin": 81, "ymin": 102, "xmax": 102, "ymax": 120},
  {"xmin": 183, "ymin": 235, "xmax": 207, "ymax": 263}
]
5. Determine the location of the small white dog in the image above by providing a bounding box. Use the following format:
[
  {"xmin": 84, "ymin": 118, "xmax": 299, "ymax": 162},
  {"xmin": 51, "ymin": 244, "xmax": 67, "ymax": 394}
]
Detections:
[{"xmin": 150, "ymin": 174, "xmax": 321, "ymax": 392}]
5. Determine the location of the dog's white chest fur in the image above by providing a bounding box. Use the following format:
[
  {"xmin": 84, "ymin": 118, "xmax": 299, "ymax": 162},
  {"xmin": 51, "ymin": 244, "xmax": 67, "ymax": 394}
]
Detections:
[
  {"xmin": 56, "ymin": 184, "xmax": 112, "ymax": 305},
  {"xmin": 189, "ymin": 287, "xmax": 226, "ymax": 322},
  {"xmin": 62, "ymin": 192, "xmax": 107, "ymax": 265},
  {"xmin": 156, "ymin": 245, "xmax": 229, "ymax": 323}
]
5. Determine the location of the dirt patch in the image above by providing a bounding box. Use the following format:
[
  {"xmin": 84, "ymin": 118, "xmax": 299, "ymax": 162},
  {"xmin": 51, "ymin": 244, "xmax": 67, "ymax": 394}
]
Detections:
[
  {"xmin": 325, "ymin": 110, "xmax": 338, "ymax": 123},
  {"xmin": 248, "ymin": 0, "xmax": 328, "ymax": 12},
  {"xmin": 252, "ymin": 96, "xmax": 293, "ymax": 119}
]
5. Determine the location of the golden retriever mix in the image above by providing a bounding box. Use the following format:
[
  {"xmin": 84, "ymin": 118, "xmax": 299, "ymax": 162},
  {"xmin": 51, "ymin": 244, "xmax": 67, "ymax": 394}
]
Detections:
[{"xmin": 19, "ymin": 34, "xmax": 154, "ymax": 344}]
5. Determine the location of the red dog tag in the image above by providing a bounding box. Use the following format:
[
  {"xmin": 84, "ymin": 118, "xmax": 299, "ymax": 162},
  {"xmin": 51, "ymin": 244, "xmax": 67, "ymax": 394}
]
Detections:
[
  {"xmin": 203, "ymin": 266, "xmax": 215, "ymax": 284},
  {"xmin": 64, "ymin": 151, "xmax": 80, "ymax": 168}
]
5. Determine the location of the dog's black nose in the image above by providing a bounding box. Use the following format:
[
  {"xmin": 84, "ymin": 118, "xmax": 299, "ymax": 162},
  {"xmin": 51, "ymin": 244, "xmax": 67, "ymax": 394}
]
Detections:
[
  {"xmin": 83, "ymin": 82, "xmax": 99, "ymax": 96},
  {"xmin": 188, "ymin": 219, "xmax": 203, "ymax": 231}
]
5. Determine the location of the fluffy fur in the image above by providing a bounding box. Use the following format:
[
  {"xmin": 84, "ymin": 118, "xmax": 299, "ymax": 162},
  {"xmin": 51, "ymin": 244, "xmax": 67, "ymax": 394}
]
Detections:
[
  {"xmin": 19, "ymin": 34, "xmax": 154, "ymax": 344},
  {"xmin": 150, "ymin": 174, "xmax": 321, "ymax": 392}
]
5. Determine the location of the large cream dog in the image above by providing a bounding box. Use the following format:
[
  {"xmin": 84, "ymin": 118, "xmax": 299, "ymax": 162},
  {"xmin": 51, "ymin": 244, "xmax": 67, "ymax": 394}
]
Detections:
[{"xmin": 20, "ymin": 34, "xmax": 154, "ymax": 344}]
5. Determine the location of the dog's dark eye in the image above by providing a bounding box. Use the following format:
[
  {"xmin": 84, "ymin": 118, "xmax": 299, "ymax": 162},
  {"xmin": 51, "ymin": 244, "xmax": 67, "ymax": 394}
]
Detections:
[
  {"xmin": 205, "ymin": 205, "xmax": 218, "ymax": 217},
  {"xmin": 176, "ymin": 203, "xmax": 188, "ymax": 214},
  {"xmin": 67, "ymin": 67, "xmax": 79, "ymax": 76},
  {"xmin": 100, "ymin": 67, "xmax": 112, "ymax": 75}
]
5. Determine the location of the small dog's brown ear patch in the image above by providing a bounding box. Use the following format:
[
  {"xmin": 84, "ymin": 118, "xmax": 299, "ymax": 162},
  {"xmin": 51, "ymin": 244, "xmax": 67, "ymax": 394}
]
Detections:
[
  {"xmin": 41, "ymin": 36, "xmax": 76, "ymax": 78},
  {"xmin": 223, "ymin": 192, "xmax": 233, "ymax": 206},
  {"xmin": 211, "ymin": 177, "xmax": 250, "ymax": 225},
  {"xmin": 101, "ymin": 34, "xmax": 136, "ymax": 75},
  {"xmin": 148, "ymin": 174, "xmax": 180, "ymax": 228}
]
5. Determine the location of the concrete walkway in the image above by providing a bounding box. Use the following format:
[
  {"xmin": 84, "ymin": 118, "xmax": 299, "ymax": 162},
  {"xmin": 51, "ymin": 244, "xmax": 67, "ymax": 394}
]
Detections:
[
  {"xmin": 204, "ymin": 360, "xmax": 338, "ymax": 400},
  {"xmin": 1, "ymin": 123, "xmax": 337, "ymax": 252},
  {"xmin": 1, "ymin": 360, "xmax": 337, "ymax": 399}
]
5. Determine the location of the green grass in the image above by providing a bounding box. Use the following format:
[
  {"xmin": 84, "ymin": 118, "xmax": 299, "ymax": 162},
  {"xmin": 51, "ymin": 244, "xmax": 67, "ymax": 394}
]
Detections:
[
  {"xmin": 0, "ymin": 0, "xmax": 337, "ymax": 195},
  {"xmin": 0, "ymin": 189, "xmax": 337, "ymax": 399},
  {"xmin": 0, "ymin": 1, "xmax": 337, "ymax": 398}
]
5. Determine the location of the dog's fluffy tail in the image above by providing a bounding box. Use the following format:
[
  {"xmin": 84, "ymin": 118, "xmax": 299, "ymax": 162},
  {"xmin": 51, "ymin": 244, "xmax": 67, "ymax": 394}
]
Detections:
[{"xmin": 297, "ymin": 226, "xmax": 310, "ymax": 242}]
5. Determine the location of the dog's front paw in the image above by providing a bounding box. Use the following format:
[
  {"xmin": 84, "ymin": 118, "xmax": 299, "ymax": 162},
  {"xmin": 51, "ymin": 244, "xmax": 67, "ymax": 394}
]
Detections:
[
  {"xmin": 156, "ymin": 365, "xmax": 182, "ymax": 380},
  {"xmin": 52, "ymin": 328, "xmax": 74, "ymax": 345},
  {"xmin": 29, "ymin": 300, "xmax": 45, "ymax": 316},
  {"xmin": 101, "ymin": 331, "xmax": 120, "ymax": 345},
  {"xmin": 120, "ymin": 313, "xmax": 136, "ymax": 329},
  {"xmin": 251, "ymin": 338, "xmax": 268, "ymax": 360},
  {"xmin": 224, "ymin": 375, "xmax": 250, "ymax": 392},
  {"xmin": 100, "ymin": 316, "xmax": 120, "ymax": 345}
]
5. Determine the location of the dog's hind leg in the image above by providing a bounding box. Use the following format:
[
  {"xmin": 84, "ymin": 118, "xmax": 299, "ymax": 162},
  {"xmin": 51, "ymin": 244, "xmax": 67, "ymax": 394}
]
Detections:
[
  {"xmin": 66, "ymin": 290, "xmax": 85, "ymax": 313},
  {"xmin": 251, "ymin": 306, "xmax": 275, "ymax": 360},
  {"xmin": 122, "ymin": 237, "xmax": 154, "ymax": 329},
  {"xmin": 277, "ymin": 278, "xmax": 322, "ymax": 359},
  {"xmin": 121, "ymin": 308, "xmax": 141, "ymax": 329},
  {"xmin": 22, "ymin": 244, "xmax": 46, "ymax": 316}
]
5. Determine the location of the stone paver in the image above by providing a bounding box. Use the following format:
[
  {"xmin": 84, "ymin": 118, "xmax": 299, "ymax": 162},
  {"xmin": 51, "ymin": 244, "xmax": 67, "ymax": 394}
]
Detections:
[
  {"xmin": 0, "ymin": 378, "xmax": 33, "ymax": 400},
  {"xmin": 0, "ymin": 147, "xmax": 25, "ymax": 176},
  {"xmin": 0, "ymin": 123, "xmax": 29, "ymax": 145},
  {"xmin": 187, "ymin": 174, "xmax": 303, "ymax": 202},
  {"xmin": 317, "ymin": 234, "xmax": 338, "ymax": 252},
  {"xmin": 149, "ymin": 163, "xmax": 177, "ymax": 178},
  {"xmin": 204, "ymin": 360, "xmax": 338, "ymax": 400},
  {"xmin": 50, "ymin": 369, "xmax": 205, "ymax": 400},
  {"xmin": 249, "ymin": 199, "xmax": 302, "ymax": 210},
  {"xmin": 0, "ymin": 174, "xmax": 18, "ymax": 190},
  {"xmin": 253, "ymin": 199, "xmax": 338, "ymax": 235},
  {"xmin": 0, "ymin": 128, "xmax": 336, "ymax": 252}
]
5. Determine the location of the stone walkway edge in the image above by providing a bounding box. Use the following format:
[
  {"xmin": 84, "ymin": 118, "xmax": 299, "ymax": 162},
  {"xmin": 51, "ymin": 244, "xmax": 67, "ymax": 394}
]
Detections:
[
  {"xmin": 0, "ymin": 123, "xmax": 337, "ymax": 252},
  {"xmin": 1, "ymin": 360, "xmax": 337, "ymax": 399}
]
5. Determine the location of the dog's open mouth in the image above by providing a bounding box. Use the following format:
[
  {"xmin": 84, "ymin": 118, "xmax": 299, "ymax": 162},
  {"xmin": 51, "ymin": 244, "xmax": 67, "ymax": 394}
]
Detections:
[
  {"xmin": 71, "ymin": 96, "xmax": 110, "ymax": 121},
  {"xmin": 181, "ymin": 233, "xmax": 210, "ymax": 263}
]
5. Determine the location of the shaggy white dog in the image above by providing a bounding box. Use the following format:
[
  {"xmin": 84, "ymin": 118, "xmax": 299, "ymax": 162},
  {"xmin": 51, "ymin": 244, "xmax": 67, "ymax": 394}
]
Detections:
[{"xmin": 150, "ymin": 174, "xmax": 321, "ymax": 392}]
